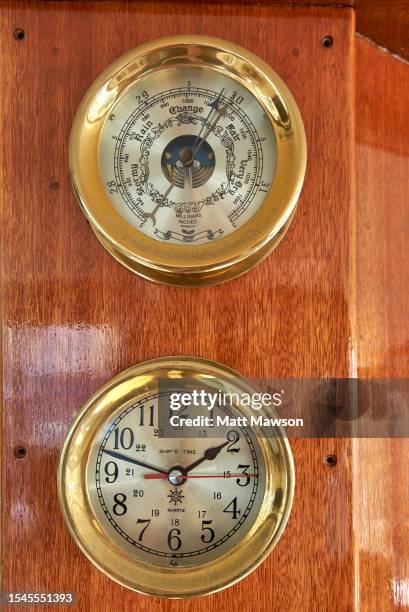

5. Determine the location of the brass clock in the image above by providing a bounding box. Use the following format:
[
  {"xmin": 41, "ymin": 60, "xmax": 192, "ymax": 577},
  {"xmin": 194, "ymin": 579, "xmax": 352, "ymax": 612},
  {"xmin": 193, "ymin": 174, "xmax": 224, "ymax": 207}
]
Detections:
[
  {"xmin": 58, "ymin": 357, "xmax": 294, "ymax": 598},
  {"xmin": 70, "ymin": 36, "xmax": 306, "ymax": 286}
]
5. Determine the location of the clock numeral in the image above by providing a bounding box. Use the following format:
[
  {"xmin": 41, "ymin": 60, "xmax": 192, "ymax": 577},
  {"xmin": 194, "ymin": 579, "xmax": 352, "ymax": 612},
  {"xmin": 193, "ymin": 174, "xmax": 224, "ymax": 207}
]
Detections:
[
  {"xmin": 112, "ymin": 493, "xmax": 127, "ymax": 516},
  {"xmin": 151, "ymin": 509, "xmax": 160, "ymax": 517},
  {"xmin": 139, "ymin": 404, "xmax": 154, "ymax": 426},
  {"xmin": 236, "ymin": 464, "xmax": 251, "ymax": 487},
  {"xmin": 167, "ymin": 528, "xmax": 182, "ymax": 551},
  {"xmin": 133, "ymin": 489, "xmax": 144, "ymax": 497},
  {"xmin": 223, "ymin": 497, "xmax": 241, "ymax": 520},
  {"xmin": 213, "ymin": 491, "xmax": 222, "ymax": 500},
  {"xmin": 169, "ymin": 404, "xmax": 189, "ymax": 419},
  {"xmin": 136, "ymin": 518, "xmax": 151, "ymax": 541},
  {"xmin": 200, "ymin": 520, "xmax": 215, "ymax": 544},
  {"xmin": 104, "ymin": 461, "xmax": 118, "ymax": 483},
  {"xmin": 113, "ymin": 427, "xmax": 134, "ymax": 450},
  {"xmin": 226, "ymin": 430, "xmax": 240, "ymax": 453}
]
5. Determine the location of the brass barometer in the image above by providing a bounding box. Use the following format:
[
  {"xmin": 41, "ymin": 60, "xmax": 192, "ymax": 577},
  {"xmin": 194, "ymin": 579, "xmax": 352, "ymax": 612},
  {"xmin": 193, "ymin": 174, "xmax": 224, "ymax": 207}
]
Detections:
[
  {"xmin": 58, "ymin": 357, "xmax": 294, "ymax": 598},
  {"xmin": 70, "ymin": 36, "xmax": 306, "ymax": 286}
]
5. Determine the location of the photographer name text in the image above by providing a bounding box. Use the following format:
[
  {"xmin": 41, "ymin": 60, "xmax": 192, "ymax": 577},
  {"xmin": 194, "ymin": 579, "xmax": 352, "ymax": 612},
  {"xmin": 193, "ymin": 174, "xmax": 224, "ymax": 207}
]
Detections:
[{"xmin": 169, "ymin": 415, "xmax": 303, "ymax": 428}]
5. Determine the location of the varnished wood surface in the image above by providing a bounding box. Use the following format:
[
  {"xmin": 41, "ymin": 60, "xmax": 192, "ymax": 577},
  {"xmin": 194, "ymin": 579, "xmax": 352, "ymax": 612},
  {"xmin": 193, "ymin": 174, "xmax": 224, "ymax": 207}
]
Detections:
[
  {"xmin": 0, "ymin": 3, "xmax": 355, "ymax": 611},
  {"xmin": 356, "ymin": 0, "xmax": 409, "ymax": 61},
  {"xmin": 155, "ymin": 0, "xmax": 354, "ymax": 5},
  {"xmin": 140, "ymin": 0, "xmax": 409, "ymax": 62},
  {"xmin": 354, "ymin": 36, "xmax": 409, "ymax": 611}
]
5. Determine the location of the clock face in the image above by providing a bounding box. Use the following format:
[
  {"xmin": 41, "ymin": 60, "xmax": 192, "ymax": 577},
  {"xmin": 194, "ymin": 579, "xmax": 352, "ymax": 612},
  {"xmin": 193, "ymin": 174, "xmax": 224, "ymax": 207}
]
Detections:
[
  {"xmin": 87, "ymin": 393, "xmax": 265, "ymax": 567},
  {"xmin": 58, "ymin": 358, "xmax": 294, "ymax": 597},
  {"xmin": 99, "ymin": 67, "xmax": 277, "ymax": 245},
  {"xmin": 70, "ymin": 36, "xmax": 306, "ymax": 285}
]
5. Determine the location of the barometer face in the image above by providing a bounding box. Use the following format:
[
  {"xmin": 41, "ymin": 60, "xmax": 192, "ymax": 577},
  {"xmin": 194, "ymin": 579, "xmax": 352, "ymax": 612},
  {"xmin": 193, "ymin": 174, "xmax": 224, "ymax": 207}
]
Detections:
[
  {"xmin": 70, "ymin": 36, "xmax": 306, "ymax": 286},
  {"xmin": 58, "ymin": 358, "xmax": 294, "ymax": 598},
  {"xmin": 99, "ymin": 67, "xmax": 277, "ymax": 245}
]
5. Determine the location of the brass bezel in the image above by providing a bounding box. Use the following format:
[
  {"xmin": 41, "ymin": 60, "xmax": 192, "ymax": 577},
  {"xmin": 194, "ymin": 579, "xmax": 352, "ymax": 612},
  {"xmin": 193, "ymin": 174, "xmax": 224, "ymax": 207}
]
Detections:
[
  {"xmin": 69, "ymin": 36, "xmax": 306, "ymax": 286},
  {"xmin": 58, "ymin": 357, "xmax": 295, "ymax": 598}
]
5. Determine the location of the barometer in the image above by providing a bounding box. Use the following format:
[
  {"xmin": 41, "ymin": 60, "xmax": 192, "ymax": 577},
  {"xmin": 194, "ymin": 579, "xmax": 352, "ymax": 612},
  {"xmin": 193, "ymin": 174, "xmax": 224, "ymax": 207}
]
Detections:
[
  {"xmin": 58, "ymin": 357, "xmax": 294, "ymax": 598},
  {"xmin": 70, "ymin": 36, "xmax": 306, "ymax": 286}
]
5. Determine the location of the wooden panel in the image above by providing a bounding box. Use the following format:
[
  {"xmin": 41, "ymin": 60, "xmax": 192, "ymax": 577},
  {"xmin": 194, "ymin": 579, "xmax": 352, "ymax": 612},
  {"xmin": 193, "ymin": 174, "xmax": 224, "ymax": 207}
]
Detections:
[
  {"xmin": 356, "ymin": 0, "xmax": 409, "ymax": 62},
  {"xmin": 197, "ymin": 0, "xmax": 409, "ymax": 62},
  {"xmin": 354, "ymin": 36, "xmax": 409, "ymax": 611},
  {"xmin": 162, "ymin": 0, "xmax": 354, "ymax": 4},
  {"xmin": 0, "ymin": 3, "xmax": 355, "ymax": 610}
]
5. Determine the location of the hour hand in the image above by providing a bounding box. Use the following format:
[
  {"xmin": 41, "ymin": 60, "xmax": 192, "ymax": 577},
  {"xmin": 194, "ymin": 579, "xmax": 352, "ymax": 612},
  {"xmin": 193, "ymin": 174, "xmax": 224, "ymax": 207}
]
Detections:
[{"xmin": 184, "ymin": 440, "xmax": 229, "ymax": 474}]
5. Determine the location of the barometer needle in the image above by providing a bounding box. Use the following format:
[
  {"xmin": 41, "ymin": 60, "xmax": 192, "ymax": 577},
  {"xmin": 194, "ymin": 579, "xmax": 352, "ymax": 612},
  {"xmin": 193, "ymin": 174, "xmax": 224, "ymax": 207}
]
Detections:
[
  {"xmin": 191, "ymin": 101, "xmax": 230, "ymax": 159},
  {"xmin": 144, "ymin": 91, "xmax": 230, "ymax": 225},
  {"xmin": 192, "ymin": 88, "xmax": 225, "ymax": 150},
  {"xmin": 103, "ymin": 449, "xmax": 168, "ymax": 475},
  {"xmin": 144, "ymin": 181, "xmax": 175, "ymax": 227}
]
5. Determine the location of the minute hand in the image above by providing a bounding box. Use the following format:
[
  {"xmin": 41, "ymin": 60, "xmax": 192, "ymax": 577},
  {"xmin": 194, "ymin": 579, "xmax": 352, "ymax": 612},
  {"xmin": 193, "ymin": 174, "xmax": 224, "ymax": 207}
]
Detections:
[
  {"xmin": 184, "ymin": 440, "xmax": 229, "ymax": 474},
  {"xmin": 103, "ymin": 449, "xmax": 168, "ymax": 475}
]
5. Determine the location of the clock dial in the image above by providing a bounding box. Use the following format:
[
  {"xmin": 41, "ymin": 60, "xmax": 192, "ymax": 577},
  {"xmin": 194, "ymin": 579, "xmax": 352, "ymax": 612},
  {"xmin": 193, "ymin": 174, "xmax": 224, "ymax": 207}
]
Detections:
[
  {"xmin": 70, "ymin": 36, "xmax": 306, "ymax": 286},
  {"xmin": 58, "ymin": 358, "xmax": 294, "ymax": 598},
  {"xmin": 88, "ymin": 394, "xmax": 265, "ymax": 567},
  {"xmin": 99, "ymin": 67, "xmax": 276, "ymax": 245}
]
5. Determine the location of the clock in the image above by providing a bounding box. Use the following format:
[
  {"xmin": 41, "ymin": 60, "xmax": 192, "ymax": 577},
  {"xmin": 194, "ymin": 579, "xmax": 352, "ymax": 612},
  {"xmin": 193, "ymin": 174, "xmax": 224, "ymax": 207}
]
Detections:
[
  {"xmin": 70, "ymin": 36, "xmax": 306, "ymax": 286},
  {"xmin": 58, "ymin": 357, "xmax": 294, "ymax": 598}
]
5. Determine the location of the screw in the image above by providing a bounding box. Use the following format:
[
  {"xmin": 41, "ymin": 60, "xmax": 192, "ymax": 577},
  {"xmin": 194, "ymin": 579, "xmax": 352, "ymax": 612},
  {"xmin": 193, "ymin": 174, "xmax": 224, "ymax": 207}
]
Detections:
[
  {"xmin": 14, "ymin": 446, "xmax": 27, "ymax": 459},
  {"xmin": 324, "ymin": 454, "xmax": 337, "ymax": 467},
  {"xmin": 321, "ymin": 35, "xmax": 333, "ymax": 49},
  {"xmin": 13, "ymin": 28, "xmax": 25, "ymax": 41}
]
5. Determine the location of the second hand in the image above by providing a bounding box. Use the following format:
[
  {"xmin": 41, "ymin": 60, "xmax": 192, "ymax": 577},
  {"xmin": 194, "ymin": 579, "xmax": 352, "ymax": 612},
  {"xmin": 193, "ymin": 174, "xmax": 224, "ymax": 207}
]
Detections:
[{"xmin": 144, "ymin": 473, "xmax": 258, "ymax": 480}]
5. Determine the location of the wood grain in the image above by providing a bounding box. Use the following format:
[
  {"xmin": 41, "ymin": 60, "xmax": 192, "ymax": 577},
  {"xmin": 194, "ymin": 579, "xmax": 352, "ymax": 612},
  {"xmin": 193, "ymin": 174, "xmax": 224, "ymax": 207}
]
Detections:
[
  {"xmin": 356, "ymin": 0, "xmax": 409, "ymax": 62},
  {"xmin": 0, "ymin": 3, "xmax": 355, "ymax": 611},
  {"xmin": 136, "ymin": 0, "xmax": 409, "ymax": 62},
  {"xmin": 354, "ymin": 36, "xmax": 409, "ymax": 612}
]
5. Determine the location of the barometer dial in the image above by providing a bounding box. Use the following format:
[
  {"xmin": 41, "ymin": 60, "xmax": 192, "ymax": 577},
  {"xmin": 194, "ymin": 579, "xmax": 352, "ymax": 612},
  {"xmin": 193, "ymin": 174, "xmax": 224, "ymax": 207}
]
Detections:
[
  {"xmin": 99, "ymin": 68, "xmax": 276, "ymax": 245},
  {"xmin": 70, "ymin": 36, "xmax": 306, "ymax": 286},
  {"xmin": 58, "ymin": 358, "xmax": 294, "ymax": 598}
]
